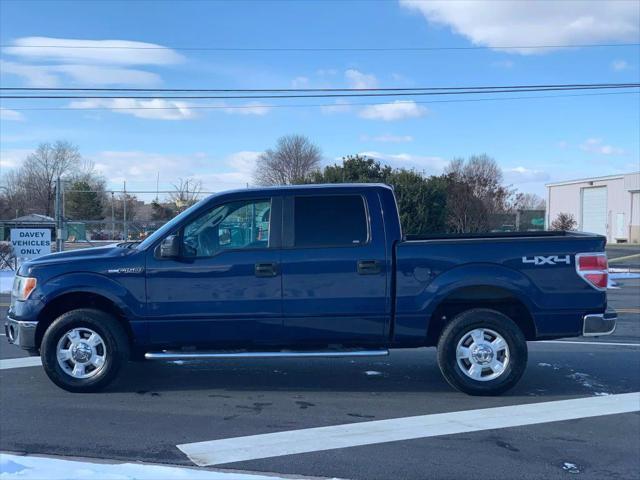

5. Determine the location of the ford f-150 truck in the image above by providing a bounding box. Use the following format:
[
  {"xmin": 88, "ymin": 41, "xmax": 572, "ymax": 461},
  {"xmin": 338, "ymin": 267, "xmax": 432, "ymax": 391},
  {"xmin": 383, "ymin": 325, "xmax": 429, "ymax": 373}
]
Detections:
[{"xmin": 6, "ymin": 184, "xmax": 616, "ymax": 395}]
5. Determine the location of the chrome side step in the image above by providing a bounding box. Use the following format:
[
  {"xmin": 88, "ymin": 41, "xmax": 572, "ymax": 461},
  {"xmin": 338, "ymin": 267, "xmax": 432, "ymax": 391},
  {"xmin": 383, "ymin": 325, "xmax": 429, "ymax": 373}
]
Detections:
[{"xmin": 145, "ymin": 349, "xmax": 389, "ymax": 360}]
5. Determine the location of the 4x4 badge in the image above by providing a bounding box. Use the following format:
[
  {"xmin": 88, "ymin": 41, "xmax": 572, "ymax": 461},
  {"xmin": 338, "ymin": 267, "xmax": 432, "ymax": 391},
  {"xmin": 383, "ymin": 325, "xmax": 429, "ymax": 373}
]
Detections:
[{"xmin": 522, "ymin": 255, "xmax": 570, "ymax": 266}]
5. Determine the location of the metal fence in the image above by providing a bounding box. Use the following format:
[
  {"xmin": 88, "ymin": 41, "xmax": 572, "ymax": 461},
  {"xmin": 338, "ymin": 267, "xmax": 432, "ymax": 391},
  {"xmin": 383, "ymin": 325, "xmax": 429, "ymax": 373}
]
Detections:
[{"xmin": 0, "ymin": 180, "xmax": 547, "ymax": 268}]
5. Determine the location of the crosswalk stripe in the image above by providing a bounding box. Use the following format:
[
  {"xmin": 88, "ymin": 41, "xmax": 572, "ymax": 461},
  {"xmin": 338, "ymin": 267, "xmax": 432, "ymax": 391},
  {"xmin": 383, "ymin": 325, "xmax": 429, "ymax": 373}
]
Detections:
[
  {"xmin": 177, "ymin": 392, "xmax": 640, "ymax": 466},
  {"xmin": 0, "ymin": 356, "xmax": 42, "ymax": 370}
]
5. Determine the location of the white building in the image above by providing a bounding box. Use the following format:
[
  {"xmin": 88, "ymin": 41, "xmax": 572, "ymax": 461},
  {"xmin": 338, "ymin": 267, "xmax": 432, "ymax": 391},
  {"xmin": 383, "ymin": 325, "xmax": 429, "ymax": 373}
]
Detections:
[{"xmin": 546, "ymin": 172, "xmax": 640, "ymax": 244}]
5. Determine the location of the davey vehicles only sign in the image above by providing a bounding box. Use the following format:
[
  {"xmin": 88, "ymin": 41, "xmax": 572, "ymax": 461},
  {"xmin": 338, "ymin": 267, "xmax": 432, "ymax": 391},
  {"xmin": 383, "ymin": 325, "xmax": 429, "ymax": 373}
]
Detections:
[{"xmin": 10, "ymin": 228, "xmax": 52, "ymax": 259}]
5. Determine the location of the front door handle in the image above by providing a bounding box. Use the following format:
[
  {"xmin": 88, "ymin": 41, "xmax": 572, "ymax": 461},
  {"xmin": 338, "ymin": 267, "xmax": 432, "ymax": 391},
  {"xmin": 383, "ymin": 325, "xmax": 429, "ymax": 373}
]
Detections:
[
  {"xmin": 255, "ymin": 262, "xmax": 278, "ymax": 277},
  {"xmin": 357, "ymin": 259, "xmax": 381, "ymax": 275}
]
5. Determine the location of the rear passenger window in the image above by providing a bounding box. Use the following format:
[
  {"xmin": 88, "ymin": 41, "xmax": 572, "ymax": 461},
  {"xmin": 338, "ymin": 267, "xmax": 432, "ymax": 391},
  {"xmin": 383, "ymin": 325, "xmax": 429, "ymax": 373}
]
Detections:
[{"xmin": 294, "ymin": 195, "xmax": 368, "ymax": 247}]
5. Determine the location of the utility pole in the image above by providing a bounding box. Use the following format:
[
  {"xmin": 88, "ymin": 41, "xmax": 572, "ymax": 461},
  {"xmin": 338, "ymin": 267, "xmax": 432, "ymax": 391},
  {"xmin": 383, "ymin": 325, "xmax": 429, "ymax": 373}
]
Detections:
[
  {"xmin": 111, "ymin": 191, "xmax": 115, "ymax": 240},
  {"xmin": 54, "ymin": 176, "xmax": 64, "ymax": 252},
  {"xmin": 123, "ymin": 181, "xmax": 128, "ymax": 241}
]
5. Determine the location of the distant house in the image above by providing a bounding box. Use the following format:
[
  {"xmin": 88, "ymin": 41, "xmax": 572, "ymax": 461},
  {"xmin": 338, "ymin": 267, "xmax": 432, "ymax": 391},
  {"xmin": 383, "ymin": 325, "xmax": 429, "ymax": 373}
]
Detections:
[
  {"xmin": 546, "ymin": 172, "xmax": 640, "ymax": 243},
  {"xmin": 0, "ymin": 214, "xmax": 55, "ymax": 241}
]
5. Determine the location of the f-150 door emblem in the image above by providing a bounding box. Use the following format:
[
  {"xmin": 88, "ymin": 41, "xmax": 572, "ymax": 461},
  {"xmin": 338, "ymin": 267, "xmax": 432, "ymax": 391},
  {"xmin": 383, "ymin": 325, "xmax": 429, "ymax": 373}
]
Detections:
[{"xmin": 522, "ymin": 255, "xmax": 570, "ymax": 266}]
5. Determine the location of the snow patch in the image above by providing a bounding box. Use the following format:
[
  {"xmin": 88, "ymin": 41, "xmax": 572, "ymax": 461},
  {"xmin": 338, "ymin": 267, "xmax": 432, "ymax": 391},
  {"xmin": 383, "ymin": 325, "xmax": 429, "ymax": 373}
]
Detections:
[
  {"xmin": 562, "ymin": 462, "xmax": 580, "ymax": 474},
  {"xmin": 0, "ymin": 270, "xmax": 15, "ymax": 294},
  {"xmin": 567, "ymin": 371, "xmax": 610, "ymax": 396},
  {"xmin": 0, "ymin": 453, "xmax": 288, "ymax": 479},
  {"xmin": 364, "ymin": 370, "xmax": 382, "ymax": 376}
]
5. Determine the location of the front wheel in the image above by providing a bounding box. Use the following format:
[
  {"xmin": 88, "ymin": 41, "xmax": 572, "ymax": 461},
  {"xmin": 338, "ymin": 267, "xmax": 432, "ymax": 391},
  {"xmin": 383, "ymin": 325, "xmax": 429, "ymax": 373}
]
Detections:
[
  {"xmin": 41, "ymin": 309, "xmax": 130, "ymax": 393},
  {"xmin": 437, "ymin": 308, "xmax": 527, "ymax": 396}
]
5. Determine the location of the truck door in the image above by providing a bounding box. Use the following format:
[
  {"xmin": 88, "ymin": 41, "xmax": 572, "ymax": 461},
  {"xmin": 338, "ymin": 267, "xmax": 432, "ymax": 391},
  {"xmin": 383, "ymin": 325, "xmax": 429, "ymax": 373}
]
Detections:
[
  {"xmin": 145, "ymin": 197, "xmax": 283, "ymax": 347},
  {"xmin": 280, "ymin": 192, "xmax": 389, "ymax": 345}
]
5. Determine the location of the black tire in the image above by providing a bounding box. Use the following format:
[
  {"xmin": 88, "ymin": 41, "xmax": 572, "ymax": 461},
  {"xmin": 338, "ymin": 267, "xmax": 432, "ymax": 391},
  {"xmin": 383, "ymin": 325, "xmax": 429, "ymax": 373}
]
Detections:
[
  {"xmin": 40, "ymin": 309, "xmax": 130, "ymax": 393},
  {"xmin": 437, "ymin": 308, "xmax": 527, "ymax": 396}
]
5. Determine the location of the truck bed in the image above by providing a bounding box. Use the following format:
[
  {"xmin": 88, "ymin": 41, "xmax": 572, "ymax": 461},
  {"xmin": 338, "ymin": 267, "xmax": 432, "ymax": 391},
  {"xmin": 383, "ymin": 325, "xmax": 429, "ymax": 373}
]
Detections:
[{"xmin": 404, "ymin": 230, "xmax": 594, "ymax": 241}]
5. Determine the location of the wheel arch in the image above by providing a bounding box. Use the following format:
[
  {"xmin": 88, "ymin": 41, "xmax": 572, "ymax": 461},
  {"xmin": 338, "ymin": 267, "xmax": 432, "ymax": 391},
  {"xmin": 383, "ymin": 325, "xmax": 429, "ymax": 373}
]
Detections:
[
  {"xmin": 426, "ymin": 284, "xmax": 537, "ymax": 345},
  {"xmin": 35, "ymin": 291, "xmax": 134, "ymax": 350}
]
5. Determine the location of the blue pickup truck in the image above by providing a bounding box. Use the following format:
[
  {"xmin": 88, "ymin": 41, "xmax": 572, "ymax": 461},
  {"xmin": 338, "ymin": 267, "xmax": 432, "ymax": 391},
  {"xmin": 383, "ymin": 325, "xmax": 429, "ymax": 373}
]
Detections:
[{"xmin": 6, "ymin": 184, "xmax": 615, "ymax": 395}]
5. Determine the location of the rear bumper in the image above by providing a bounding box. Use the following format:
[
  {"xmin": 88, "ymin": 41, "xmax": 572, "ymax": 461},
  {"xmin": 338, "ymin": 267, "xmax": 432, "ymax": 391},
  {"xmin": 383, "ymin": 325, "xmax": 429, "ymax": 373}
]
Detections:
[
  {"xmin": 4, "ymin": 316, "xmax": 38, "ymax": 350},
  {"xmin": 583, "ymin": 308, "xmax": 617, "ymax": 336}
]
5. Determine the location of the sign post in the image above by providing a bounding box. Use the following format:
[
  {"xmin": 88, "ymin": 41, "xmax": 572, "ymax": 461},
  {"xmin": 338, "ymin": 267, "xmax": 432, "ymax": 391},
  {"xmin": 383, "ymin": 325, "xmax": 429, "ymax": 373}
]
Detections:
[{"xmin": 10, "ymin": 229, "xmax": 52, "ymax": 260}]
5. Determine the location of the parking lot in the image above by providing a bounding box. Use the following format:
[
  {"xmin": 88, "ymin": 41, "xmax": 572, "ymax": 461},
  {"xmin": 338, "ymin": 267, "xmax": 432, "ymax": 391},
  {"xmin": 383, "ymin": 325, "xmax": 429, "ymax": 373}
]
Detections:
[{"xmin": 1, "ymin": 278, "xmax": 639, "ymax": 479}]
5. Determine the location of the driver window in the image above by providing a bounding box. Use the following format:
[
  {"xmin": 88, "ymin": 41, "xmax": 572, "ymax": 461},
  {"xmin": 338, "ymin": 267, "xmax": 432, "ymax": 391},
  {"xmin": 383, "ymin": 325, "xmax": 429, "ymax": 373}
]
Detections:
[{"xmin": 182, "ymin": 199, "xmax": 271, "ymax": 257}]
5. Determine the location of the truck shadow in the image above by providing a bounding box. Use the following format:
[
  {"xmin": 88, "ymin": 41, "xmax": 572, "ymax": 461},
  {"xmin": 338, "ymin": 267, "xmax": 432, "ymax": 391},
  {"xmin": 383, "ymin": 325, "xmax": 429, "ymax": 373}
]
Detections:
[{"xmin": 105, "ymin": 348, "xmax": 633, "ymax": 397}]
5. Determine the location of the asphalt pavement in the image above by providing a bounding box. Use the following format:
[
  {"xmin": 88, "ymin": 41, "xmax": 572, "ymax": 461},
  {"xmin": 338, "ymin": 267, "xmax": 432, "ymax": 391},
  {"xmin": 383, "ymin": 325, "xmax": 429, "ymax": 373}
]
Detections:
[{"xmin": 1, "ymin": 280, "xmax": 639, "ymax": 479}]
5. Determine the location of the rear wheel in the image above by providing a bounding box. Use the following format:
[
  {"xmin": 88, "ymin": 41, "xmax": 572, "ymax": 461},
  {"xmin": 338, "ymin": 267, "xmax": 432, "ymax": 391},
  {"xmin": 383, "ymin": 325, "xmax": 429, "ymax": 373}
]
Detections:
[
  {"xmin": 437, "ymin": 308, "xmax": 527, "ymax": 396},
  {"xmin": 41, "ymin": 309, "xmax": 129, "ymax": 393}
]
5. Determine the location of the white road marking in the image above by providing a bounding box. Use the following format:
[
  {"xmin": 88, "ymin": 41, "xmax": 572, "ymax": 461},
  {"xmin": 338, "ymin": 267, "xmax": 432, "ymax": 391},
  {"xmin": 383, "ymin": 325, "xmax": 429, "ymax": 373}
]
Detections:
[
  {"xmin": 0, "ymin": 356, "xmax": 42, "ymax": 370},
  {"xmin": 541, "ymin": 340, "xmax": 640, "ymax": 347},
  {"xmin": 178, "ymin": 392, "xmax": 640, "ymax": 466}
]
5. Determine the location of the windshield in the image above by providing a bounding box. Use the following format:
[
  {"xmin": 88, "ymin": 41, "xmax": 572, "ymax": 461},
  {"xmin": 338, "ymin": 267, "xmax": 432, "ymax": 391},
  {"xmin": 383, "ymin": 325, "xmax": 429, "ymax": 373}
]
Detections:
[{"xmin": 137, "ymin": 195, "xmax": 212, "ymax": 250}]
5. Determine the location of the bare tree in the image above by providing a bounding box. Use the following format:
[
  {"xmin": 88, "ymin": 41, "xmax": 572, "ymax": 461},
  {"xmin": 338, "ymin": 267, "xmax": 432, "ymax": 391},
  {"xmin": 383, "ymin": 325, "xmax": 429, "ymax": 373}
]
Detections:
[
  {"xmin": 444, "ymin": 155, "xmax": 513, "ymax": 232},
  {"xmin": 445, "ymin": 179, "xmax": 488, "ymax": 233},
  {"xmin": 514, "ymin": 192, "xmax": 546, "ymax": 211},
  {"xmin": 253, "ymin": 134, "xmax": 322, "ymax": 185},
  {"xmin": 4, "ymin": 141, "xmax": 82, "ymax": 217},
  {"xmin": 550, "ymin": 212, "xmax": 577, "ymax": 231},
  {"xmin": 169, "ymin": 178, "xmax": 203, "ymax": 212},
  {"xmin": 0, "ymin": 170, "xmax": 29, "ymax": 218}
]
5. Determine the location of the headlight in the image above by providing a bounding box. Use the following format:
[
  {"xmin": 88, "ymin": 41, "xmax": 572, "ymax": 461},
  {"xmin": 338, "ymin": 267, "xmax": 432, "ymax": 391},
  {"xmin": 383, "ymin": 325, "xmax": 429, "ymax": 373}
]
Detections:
[{"xmin": 11, "ymin": 276, "xmax": 37, "ymax": 301}]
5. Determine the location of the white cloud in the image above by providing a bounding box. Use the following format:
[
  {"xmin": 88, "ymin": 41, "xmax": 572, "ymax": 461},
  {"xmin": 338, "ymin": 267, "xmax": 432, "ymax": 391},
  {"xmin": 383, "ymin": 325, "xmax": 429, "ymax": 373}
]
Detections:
[
  {"xmin": 0, "ymin": 148, "xmax": 32, "ymax": 169},
  {"xmin": 0, "ymin": 60, "xmax": 60, "ymax": 87},
  {"xmin": 225, "ymin": 151, "xmax": 261, "ymax": 174},
  {"xmin": 611, "ymin": 59, "xmax": 629, "ymax": 71},
  {"xmin": 345, "ymin": 69, "xmax": 378, "ymax": 89},
  {"xmin": 359, "ymin": 101, "xmax": 427, "ymax": 121},
  {"xmin": 361, "ymin": 134, "xmax": 414, "ymax": 143},
  {"xmin": 0, "ymin": 109, "xmax": 25, "ymax": 122},
  {"xmin": 4, "ymin": 37, "xmax": 184, "ymax": 66},
  {"xmin": 504, "ymin": 166, "xmax": 551, "ymax": 183},
  {"xmin": 580, "ymin": 138, "xmax": 625, "ymax": 155},
  {"xmin": 1, "ymin": 62, "xmax": 162, "ymax": 87},
  {"xmin": 359, "ymin": 151, "xmax": 447, "ymax": 174},
  {"xmin": 68, "ymin": 98, "xmax": 197, "ymax": 120},
  {"xmin": 67, "ymin": 98, "xmax": 273, "ymax": 120},
  {"xmin": 54, "ymin": 64, "xmax": 161, "ymax": 86},
  {"xmin": 400, "ymin": 0, "xmax": 640, "ymax": 54},
  {"xmin": 2, "ymin": 37, "xmax": 182, "ymax": 87},
  {"xmin": 88, "ymin": 150, "xmax": 257, "ymax": 191}
]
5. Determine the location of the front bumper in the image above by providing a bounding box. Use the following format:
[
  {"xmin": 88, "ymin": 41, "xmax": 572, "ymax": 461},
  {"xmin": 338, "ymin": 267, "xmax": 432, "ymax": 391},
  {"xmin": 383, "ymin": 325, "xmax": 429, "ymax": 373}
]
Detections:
[
  {"xmin": 583, "ymin": 308, "xmax": 617, "ymax": 336},
  {"xmin": 5, "ymin": 316, "xmax": 38, "ymax": 350}
]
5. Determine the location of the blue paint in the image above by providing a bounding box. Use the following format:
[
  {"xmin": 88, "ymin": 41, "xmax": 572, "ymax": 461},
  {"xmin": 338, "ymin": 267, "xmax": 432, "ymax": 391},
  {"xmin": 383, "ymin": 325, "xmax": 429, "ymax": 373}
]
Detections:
[{"xmin": 7, "ymin": 184, "xmax": 608, "ymax": 353}]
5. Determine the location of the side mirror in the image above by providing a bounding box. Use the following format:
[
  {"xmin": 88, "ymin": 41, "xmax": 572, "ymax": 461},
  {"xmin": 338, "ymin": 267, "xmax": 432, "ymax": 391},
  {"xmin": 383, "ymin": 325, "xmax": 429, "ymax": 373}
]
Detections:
[{"xmin": 159, "ymin": 235, "xmax": 180, "ymax": 258}]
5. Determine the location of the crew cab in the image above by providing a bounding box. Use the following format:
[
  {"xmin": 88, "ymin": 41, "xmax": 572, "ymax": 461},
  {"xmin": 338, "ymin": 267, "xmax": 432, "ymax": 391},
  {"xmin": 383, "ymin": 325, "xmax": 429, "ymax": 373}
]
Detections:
[{"xmin": 6, "ymin": 184, "xmax": 616, "ymax": 395}]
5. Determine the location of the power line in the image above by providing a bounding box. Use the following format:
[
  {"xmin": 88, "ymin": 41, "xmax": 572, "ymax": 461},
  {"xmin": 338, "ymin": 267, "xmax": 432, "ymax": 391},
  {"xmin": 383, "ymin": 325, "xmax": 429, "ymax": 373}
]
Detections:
[
  {"xmin": 2, "ymin": 84, "xmax": 638, "ymax": 100},
  {"xmin": 2, "ymin": 91, "xmax": 637, "ymax": 112},
  {"xmin": 2, "ymin": 43, "xmax": 639, "ymax": 52},
  {"xmin": 2, "ymin": 83, "xmax": 637, "ymax": 93}
]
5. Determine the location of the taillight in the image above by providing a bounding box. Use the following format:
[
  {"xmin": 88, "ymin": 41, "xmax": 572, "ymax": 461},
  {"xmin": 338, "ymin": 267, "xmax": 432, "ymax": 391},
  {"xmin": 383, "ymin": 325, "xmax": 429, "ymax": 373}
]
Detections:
[{"xmin": 576, "ymin": 253, "xmax": 608, "ymax": 290}]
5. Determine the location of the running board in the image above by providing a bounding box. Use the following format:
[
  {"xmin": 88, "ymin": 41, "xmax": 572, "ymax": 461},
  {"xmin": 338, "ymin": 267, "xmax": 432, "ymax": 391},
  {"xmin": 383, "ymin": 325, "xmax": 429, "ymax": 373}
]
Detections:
[{"xmin": 144, "ymin": 349, "xmax": 389, "ymax": 360}]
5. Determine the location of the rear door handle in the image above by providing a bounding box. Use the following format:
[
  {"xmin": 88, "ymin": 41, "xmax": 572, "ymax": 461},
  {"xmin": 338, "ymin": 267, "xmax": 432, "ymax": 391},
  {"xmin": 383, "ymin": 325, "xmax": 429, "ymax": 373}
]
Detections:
[
  {"xmin": 357, "ymin": 259, "xmax": 381, "ymax": 275},
  {"xmin": 255, "ymin": 262, "xmax": 278, "ymax": 277}
]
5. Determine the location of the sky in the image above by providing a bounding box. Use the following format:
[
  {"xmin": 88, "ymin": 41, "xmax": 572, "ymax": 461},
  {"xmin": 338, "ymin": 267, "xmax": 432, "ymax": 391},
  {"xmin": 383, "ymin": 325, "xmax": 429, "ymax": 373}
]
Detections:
[{"xmin": 0, "ymin": 0, "xmax": 639, "ymax": 201}]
